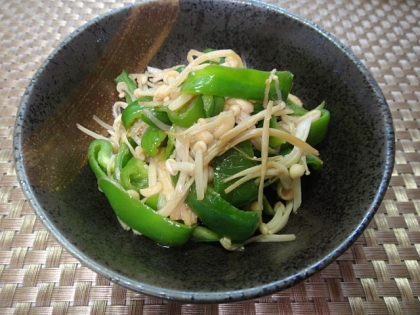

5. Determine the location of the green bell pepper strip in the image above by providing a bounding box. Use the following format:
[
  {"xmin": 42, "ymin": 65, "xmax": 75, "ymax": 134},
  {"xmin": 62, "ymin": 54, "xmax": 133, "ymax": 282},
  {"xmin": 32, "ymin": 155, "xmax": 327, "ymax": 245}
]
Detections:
[
  {"xmin": 254, "ymin": 103, "xmax": 284, "ymax": 148},
  {"xmin": 119, "ymin": 155, "xmax": 160, "ymax": 208},
  {"xmin": 263, "ymin": 195, "xmax": 276, "ymax": 216},
  {"xmin": 121, "ymin": 99, "xmax": 171, "ymax": 130},
  {"xmin": 162, "ymin": 132, "xmax": 175, "ymax": 160},
  {"xmin": 141, "ymin": 126, "xmax": 167, "ymax": 158},
  {"xmin": 305, "ymin": 109, "xmax": 330, "ymax": 147},
  {"xmin": 115, "ymin": 70, "xmax": 137, "ymax": 104},
  {"xmin": 245, "ymin": 194, "xmax": 275, "ymax": 216},
  {"xmin": 181, "ymin": 65, "xmax": 294, "ymax": 101},
  {"xmin": 279, "ymin": 102, "xmax": 330, "ymax": 150},
  {"xmin": 201, "ymin": 95, "xmax": 226, "ymax": 118},
  {"xmin": 212, "ymin": 140, "xmax": 259, "ymax": 207},
  {"xmin": 278, "ymin": 146, "xmax": 324, "ymax": 170},
  {"xmin": 144, "ymin": 193, "xmax": 159, "ymax": 210},
  {"xmin": 306, "ymin": 155, "xmax": 323, "ymax": 170},
  {"xmin": 186, "ymin": 185, "xmax": 260, "ymax": 241},
  {"xmin": 176, "ymin": 66, "xmax": 186, "ymax": 73},
  {"xmin": 167, "ymin": 95, "xmax": 206, "ymax": 128},
  {"xmin": 252, "ymin": 102, "xmax": 264, "ymax": 114},
  {"xmin": 202, "ymin": 48, "xmax": 226, "ymax": 64},
  {"xmin": 212, "ymin": 95, "xmax": 225, "ymax": 116},
  {"xmin": 268, "ymin": 116, "xmax": 285, "ymax": 148},
  {"xmin": 191, "ymin": 225, "xmax": 222, "ymax": 242},
  {"xmin": 202, "ymin": 94, "xmax": 214, "ymax": 118},
  {"xmin": 285, "ymin": 98, "xmax": 309, "ymax": 116},
  {"xmin": 98, "ymin": 176, "xmax": 193, "ymax": 247},
  {"xmin": 88, "ymin": 139, "xmax": 113, "ymax": 179},
  {"xmin": 114, "ymin": 142, "xmax": 132, "ymax": 177},
  {"xmin": 120, "ymin": 156, "xmax": 149, "ymax": 191}
]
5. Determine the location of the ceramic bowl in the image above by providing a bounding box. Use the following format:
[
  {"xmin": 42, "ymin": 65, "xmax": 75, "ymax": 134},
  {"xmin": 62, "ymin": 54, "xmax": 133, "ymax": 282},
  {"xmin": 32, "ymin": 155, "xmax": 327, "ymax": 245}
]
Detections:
[{"xmin": 14, "ymin": 0, "xmax": 394, "ymax": 303}]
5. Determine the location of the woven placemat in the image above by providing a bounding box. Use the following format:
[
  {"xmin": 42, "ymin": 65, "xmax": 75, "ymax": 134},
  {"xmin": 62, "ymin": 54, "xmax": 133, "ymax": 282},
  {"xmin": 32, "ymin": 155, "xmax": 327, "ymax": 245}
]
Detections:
[{"xmin": 1, "ymin": 0, "xmax": 419, "ymax": 314}]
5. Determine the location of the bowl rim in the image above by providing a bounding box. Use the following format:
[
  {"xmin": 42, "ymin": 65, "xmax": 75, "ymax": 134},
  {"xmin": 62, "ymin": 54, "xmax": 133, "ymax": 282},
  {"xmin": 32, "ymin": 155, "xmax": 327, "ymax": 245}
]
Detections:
[{"xmin": 13, "ymin": 0, "xmax": 395, "ymax": 303}]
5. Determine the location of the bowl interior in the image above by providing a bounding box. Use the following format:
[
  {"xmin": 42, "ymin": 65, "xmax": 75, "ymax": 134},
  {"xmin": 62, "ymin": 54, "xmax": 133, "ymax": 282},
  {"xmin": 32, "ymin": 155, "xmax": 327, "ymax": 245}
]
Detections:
[{"xmin": 14, "ymin": 0, "xmax": 394, "ymax": 303}]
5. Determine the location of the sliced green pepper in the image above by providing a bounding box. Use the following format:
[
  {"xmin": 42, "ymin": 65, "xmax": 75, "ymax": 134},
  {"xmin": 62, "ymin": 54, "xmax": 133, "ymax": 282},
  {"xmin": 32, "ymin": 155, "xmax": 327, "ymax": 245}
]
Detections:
[
  {"xmin": 202, "ymin": 94, "xmax": 214, "ymax": 118},
  {"xmin": 306, "ymin": 155, "xmax": 324, "ymax": 170},
  {"xmin": 167, "ymin": 95, "xmax": 206, "ymax": 128},
  {"xmin": 98, "ymin": 177, "xmax": 193, "ymax": 247},
  {"xmin": 212, "ymin": 96, "xmax": 225, "ymax": 116},
  {"xmin": 285, "ymin": 98, "xmax": 309, "ymax": 116},
  {"xmin": 202, "ymin": 48, "xmax": 215, "ymax": 53},
  {"xmin": 268, "ymin": 116, "xmax": 285, "ymax": 148},
  {"xmin": 280, "ymin": 102, "xmax": 330, "ymax": 150},
  {"xmin": 191, "ymin": 225, "xmax": 222, "ymax": 242},
  {"xmin": 201, "ymin": 94, "xmax": 226, "ymax": 118},
  {"xmin": 279, "ymin": 146, "xmax": 324, "ymax": 170},
  {"xmin": 120, "ymin": 156, "xmax": 149, "ymax": 191},
  {"xmin": 176, "ymin": 66, "xmax": 186, "ymax": 73},
  {"xmin": 253, "ymin": 103, "xmax": 284, "ymax": 148},
  {"xmin": 252, "ymin": 102, "xmax": 264, "ymax": 114},
  {"xmin": 186, "ymin": 185, "xmax": 260, "ymax": 241},
  {"xmin": 212, "ymin": 141, "xmax": 259, "ymax": 207},
  {"xmin": 122, "ymin": 99, "xmax": 171, "ymax": 130},
  {"xmin": 162, "ymin": 132, "xmax": 175, "ymax": 160},
  {"xmin": 89, "ymin": 139, "xmax": 160, "ymax": 207},
  {"xmin": 118, "ymin": 154, "xmax": 160, "ymax": 208},
  {"xmin": 144, "ymin": 193, "xmax": 160, "ymax": 210},
  {"xmin": 114, "ymin": 142, "xmax": 132, "ymax": 177},
  {"xmin": 181, "ymin": 65, "xmax": 293, "ymax": 101},
  {"xmin": 306, "ymin": 109, "xmax": 330, "ymax": 146},
  {"xmin": 202, "ymin": 48, "xmax": 226, "ymax": 64},
  {"xmin": 88, "ymin": 139, "xmax": 113, "ymax": 179},
  {"xmin": 141, "ymin": 126, "xmax": 167, "ymax": 158},
  {"xmin": 115, "ymin": 70, "xmax": 137, "ymax": 104},
  {"xmin": 263, "ymin": 194, "xmax": 276, "ymax": 216}
]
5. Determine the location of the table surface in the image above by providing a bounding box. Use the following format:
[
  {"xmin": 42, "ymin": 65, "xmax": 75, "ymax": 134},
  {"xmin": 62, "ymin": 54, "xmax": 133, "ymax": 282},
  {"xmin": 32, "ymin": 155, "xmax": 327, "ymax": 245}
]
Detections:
[{"xmin": 1, "ymin": 0, "xmax": 419, "ymax": 314}]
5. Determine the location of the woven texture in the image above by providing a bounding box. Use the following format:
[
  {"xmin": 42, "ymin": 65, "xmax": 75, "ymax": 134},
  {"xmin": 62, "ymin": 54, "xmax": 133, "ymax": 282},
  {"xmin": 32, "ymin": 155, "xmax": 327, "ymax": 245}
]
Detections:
[{"xmin": 1, "ymin": 0, "xmax": 419, "ymax": 314}]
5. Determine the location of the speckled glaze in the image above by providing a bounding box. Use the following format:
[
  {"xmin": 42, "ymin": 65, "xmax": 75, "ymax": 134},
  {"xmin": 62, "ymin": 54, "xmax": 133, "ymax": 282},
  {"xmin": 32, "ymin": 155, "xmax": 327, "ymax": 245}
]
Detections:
[{"xmin": 14, "ymin": 0, "xmax": 394, "ymax": 303}]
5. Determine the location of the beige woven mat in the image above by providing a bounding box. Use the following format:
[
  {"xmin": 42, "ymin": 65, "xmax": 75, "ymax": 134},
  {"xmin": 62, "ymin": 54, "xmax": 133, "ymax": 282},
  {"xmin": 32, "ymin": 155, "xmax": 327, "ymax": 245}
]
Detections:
[{"xmin": 1, "ymin": 0, "xmax": 419, "ymax": 314}]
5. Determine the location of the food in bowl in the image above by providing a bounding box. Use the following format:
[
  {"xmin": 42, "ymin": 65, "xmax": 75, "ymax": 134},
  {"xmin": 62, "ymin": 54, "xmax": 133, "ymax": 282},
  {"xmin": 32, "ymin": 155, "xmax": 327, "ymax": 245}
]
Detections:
[{"xmin": 77, "ymin": 48, "xmax": 330, "ymax": 250}]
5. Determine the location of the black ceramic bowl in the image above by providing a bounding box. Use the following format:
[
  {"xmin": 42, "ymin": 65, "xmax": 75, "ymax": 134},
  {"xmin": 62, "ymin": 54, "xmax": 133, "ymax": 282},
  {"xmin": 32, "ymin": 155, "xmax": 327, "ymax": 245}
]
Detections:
[{"xmin": 14, "ymin": 0, "xmax": 394, "ymax": 303}]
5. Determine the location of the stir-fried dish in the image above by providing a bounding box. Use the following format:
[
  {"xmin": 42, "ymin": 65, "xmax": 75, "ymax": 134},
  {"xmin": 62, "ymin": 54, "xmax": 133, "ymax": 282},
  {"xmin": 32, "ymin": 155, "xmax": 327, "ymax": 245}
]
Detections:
[{"xmin": 77, "ymin": 49, "xmax": 330, "ymax": 250}]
